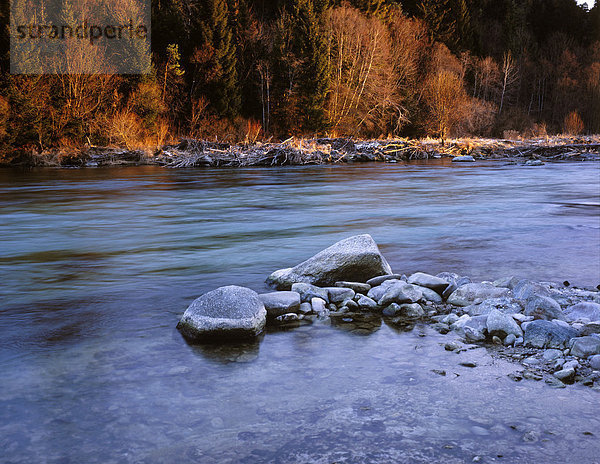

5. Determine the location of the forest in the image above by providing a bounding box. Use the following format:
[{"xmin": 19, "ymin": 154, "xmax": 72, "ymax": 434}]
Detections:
[{"xmin": 0, "ymin": 0, "xmax": 599, "ymax": 160}]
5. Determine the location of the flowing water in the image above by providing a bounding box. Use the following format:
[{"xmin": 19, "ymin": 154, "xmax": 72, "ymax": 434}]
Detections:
[{"xmin": 1, "ymin": 160, "xmax": 599, "ymax": 463}]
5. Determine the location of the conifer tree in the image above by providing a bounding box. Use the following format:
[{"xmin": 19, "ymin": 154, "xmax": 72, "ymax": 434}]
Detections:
[
  {"xmin": 199, "ymin": 0, "xmax": 241, "ymax": 117},
  {"xmin": 292, "ymin": 0, "xmax": 330, "ymax": 132}
]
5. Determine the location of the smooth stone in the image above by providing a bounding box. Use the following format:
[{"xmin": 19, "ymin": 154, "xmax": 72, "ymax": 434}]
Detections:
[
  {"xmin": 367, "ymin": 279, "xmax": 402, "ymax": 301},
  {"xmin": 407, "ymin": 272, "xmax": 449, "ymax": 294},
  {"xmin": 487, "ymin": 309, "xmax": 523, "ymax": 338},
  {"xmin": 298, "ymin": 302, "xmax": 313, "ymax": 315},
  {"xmin": 335, "ymin": 281, "xmax": 371, "ymax": 293},
  {"xmin": 399, "ymin": 303, "xmax": 425, "ymax": 318},
  {"xmin": 445, "ymin": 341, "xmax": 463, "ymax": 351},
  {"xmin": 464, "ymin": 315, "xmax": 489, "ymax": 333},
  {"xmin": 275, "ymin": 313, "xmax": 301, "ymax": 324},
  {"xmin": 492, "ymin": 335, "xmax": 503, "ymax": 344},
  {"xmin": 442, "ymin": 314, "xmax": 460, "ymax": 325},
  {"xmin": 447, "ymin": 283, "xmax": 512, "ymax": 307},
  {"xmin": 378, "ymin": 282, "xmax": 423, "ymax": 307},
  {"xmin": 513, "ymin": 313, "xmax": 534, "ymax": 323},
  {"xmin": 581, "ymin": 321, "xmax": 600, "ymax": 336},
  {"xmin": 465, "ymin": 297, "xmax": 523, "ymax": 316},
  {"xmin": 523, "ymin": 320, "xmax": 578, "ymax": 349},
  {"xmin": 291, "ymin": 283, "xmax": 329, "ymax": 303},
  {"xmin": 589, "ymin": 355, "xmax": 600, "ymax": 370},
  {"xmin": 564, "ymin": 302, "xmax": 600, "ymax": 322},
  {"xmin": 504, "ymin": 334, "xmax": 517, "ymax": 346},
  {"xmin": 259, "ymin": 291, "xmax": 301, "ymax": 318},
  {"xmin": 412, "ymin": 285, "xmax": 443, "ymax": 304},
  {"xmin": 464, "ymin": 327, "xmax": 486, "ymax": 342},
  {"xmin": 343, "ymin": 298, "xmax": 359, "ymax": 310},
  {"xmin": 442, "ymin": 281, "xmax": 458, "ymax": 300},
  {"xmin": 515, "ymin": 336, "xmax": 524, "ymax": 346},
  {"xmin": 177, "ymin": 286, "xmax": 266, "ymax": 341},
  {"xmin": 266, "ymin": 234, "xmax": 393, "ymax": 289},
  {"xmin": 524, "ymin": 295, "xmax": 565, "ymax": 321},
  {"xmin": 310, "ymin": 297, "xmax": 328, "ymax": 316},
  {"xmin": 382, "ymin": 303, "xmax": 402, "ymax": 317},
  {"xmin": 456, "ymin": 276, "xmax": 472, "ymax": 287},
  {"xmin": 554, "ymin": 367, "xmax": 575, "ymax": 381},
  {"xmin": 525, "ymin": 159, "xmax": 545, "ymax": 166},
  {"xmin": 493, "ymin": 276, "xmax": 521, "ymax": 289},
  {"xmin": 325, "ymin": 287, "xmax": 355, "ymax": 304},
  {"xmin": 513, "ymin": 279, "xmax": 551, "ymax": 300},
  {"xmin": 452, "ymin": 155, "xmax": 475, "ymax": 162},
  {"xmin": 563, "ymin": 360, "xmax": 580, "ymax": 370},
  {"xmin": 569, "ymin": 336, "xmax": 600, "ymax": 358},
  {"xmin": 543, "ymin": 349, "xmax": 564, "ymax": 361},
  {"xmin": 366, "ymin": 274, "xmax": 404, "ymax": 287},
  {"xmin": 357, "ymin": 294, "xmax": 378, "ymax": 310},
  {"xmin": 450, "ymin": 314, "xmax": 472, "ymax": 331}
]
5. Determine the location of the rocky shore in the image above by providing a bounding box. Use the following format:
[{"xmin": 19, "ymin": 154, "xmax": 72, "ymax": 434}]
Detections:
[
  {"xmin": 4, "ymin": 135, "xmax": 599, "ymax": 167},
  {"xmin": 177, "ymin": 234, "xmax": 600, "ymax": 390}
]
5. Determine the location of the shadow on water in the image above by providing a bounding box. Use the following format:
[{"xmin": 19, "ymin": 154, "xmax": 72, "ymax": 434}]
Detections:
[
  {"xmin": 329, "ymin": 312, "xmax": 382, "ymax": 336},
  {"xmin": 184, "ymin": 334, "xmax": 263, "ymax": 364}
]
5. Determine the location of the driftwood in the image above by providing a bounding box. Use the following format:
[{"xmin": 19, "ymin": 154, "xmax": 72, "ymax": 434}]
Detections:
[
  {"xmin": 4, "ymin": 135, "xmax": 598, "ymax": 167},
  {"xmin": 156, "ymin": 135, "xmax": 600, "ymax": 168}
]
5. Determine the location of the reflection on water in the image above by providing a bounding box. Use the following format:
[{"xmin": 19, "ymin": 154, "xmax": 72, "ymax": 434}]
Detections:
[{"xmin": 0, "ymin": 161, "xmax": 599, "ymax": 463}]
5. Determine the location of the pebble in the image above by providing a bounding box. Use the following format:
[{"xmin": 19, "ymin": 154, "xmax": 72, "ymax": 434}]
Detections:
[
  {"xmin": 460, "ymin": 361, "xmax": 477, "ymax": 368},
  {"xmin": 504, "ymin": 334, "xmax": 517, "ymax": 346},
  {"xmin": 445, "ymin": 341, "xmax": 463, "ymax": 351},
  {"xmin": 589, "ymin": 354, "xmax": 600, "ymax": 370}
]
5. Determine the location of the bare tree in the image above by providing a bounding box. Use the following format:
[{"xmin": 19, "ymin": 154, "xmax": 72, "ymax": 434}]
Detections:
[{"xmin": 499, "ymin": 52, "xmax": 518, "ymax": 115}]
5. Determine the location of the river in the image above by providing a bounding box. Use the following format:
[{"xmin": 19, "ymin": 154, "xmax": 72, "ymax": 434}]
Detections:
[{"xmin": 1, "ymin": 160, "xmax": 599, "ymax": 463}]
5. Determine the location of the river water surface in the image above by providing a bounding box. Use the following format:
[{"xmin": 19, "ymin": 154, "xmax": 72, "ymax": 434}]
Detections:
[{"xmin": 1, "ymin": 160, "xmax": 599, "ymax": 463}]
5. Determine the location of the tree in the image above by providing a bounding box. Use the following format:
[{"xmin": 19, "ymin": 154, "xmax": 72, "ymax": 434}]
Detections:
[
  {"xmin": 499, "ymin": 51, "xmax": 518, "ymax": 115},
  {"xmin": 196, "ymin": 0, "xmax": 242, "ymax": 117},
  {"xmin": 292, "ymin": 0, "xmax": 330, "ymax": 132},
  {"xmin": 424, "ymin": 70, "xmax": 468, "ymax": 142}
]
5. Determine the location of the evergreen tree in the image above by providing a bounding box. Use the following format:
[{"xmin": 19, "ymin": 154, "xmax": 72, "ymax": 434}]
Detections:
[
  {"xmin": 292, "ymin": 0, "xmax": 330, "ymax": 132},
  {"xmin": 198, "ymin": 0, "xmax": 241, "ymax": 117}
]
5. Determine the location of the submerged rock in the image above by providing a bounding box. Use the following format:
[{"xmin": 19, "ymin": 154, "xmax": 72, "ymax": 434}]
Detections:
[
  {"xmin": 447, "ymin": 283, "xmax": 512, "ymax": 306},
  {"xmin": 523, "ymin": 320, "xmax": 578, "ymax": 349},
  {"xmin": 177, "ymin": 286, "xmax": 267, "ymax": 341},
  {"xmin": 266, "ymin": 234, "xmax": 392, "ymax": 289}
]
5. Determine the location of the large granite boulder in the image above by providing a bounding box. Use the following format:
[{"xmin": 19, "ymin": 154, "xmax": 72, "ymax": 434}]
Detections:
[
  {"xmin": 447, "ymin": 283, "xmax": 512, "ymax": 307},
  {"xmin": 523, "ymin": 320, "xmax": 578, "ymax": 349},
  {"xmin": 259, "ymin": 291, "xmax": 301, "ymax": 318},
  {"xmin": 177, "ymin": 286, "xmax": 267, "ymax": 341},
  {"xmin": 266, "ymin": 235, "xmax": 392, "ymax": 289}
]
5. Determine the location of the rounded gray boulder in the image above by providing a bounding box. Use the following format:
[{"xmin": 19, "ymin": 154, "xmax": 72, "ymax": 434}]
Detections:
[{"xmin": 177, "ymin": 286, "xmax": 267, "ymax": 341}]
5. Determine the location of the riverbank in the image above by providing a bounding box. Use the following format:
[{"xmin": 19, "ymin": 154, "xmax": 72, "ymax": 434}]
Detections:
[{"xmin": 2, "ymin": 135, "xmax": 599, "ymax": 167}]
